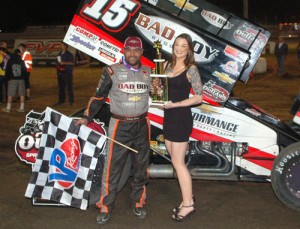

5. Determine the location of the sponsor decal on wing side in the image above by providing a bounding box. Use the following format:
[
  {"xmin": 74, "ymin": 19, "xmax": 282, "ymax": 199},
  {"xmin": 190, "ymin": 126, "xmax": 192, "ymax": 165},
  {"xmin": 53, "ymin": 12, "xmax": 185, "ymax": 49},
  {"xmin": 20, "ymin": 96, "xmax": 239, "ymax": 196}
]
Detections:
[
  {"xmin": 220, "ymin": 61, "xmax": 239, "ymax": 76},
  {"xmin": 233, "ymin": 23, "xmax": 268, "ymax": 49},
  {"xmin": 201, "ymin": 9, "xmax": 233, "ymax": 29},
  {"xmin": 213, "ymin": 71, "xmax": 235, "ymax": 84},
  {"xmin": 224, "ymin": 45, "xmax": 248, "ymax": 63},
  {"xmin": 203, "ymin": 80, "xmax": 229, "ymax": 102},
  {"xmin": 69, "ymin": 34, "xmax": 97, "ymax": 51},
  {"xmin": 168, "ymin": 0, "xmax": 198, "ymax": 12},
  {"xmin": 135, "ymin": 13, "xmax": 219, "ymax": 63},
  {"xmin": 74, "ymin": 26, "xmax": 99, "ymax": 42}
]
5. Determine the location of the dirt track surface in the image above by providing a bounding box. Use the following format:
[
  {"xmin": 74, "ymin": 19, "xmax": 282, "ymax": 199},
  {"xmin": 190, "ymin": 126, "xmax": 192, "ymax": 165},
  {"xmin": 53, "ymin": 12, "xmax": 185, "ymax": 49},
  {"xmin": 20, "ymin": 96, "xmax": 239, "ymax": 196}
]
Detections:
[{"xmin": 0, "ymin": 54, "xmax": 300, "ymax": 228}]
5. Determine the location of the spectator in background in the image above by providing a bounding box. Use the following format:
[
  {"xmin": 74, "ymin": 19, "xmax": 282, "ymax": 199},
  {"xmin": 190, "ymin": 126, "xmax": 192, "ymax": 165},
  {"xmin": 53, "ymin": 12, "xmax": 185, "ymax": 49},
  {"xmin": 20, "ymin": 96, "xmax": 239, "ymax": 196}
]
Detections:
[
  {"xmin": 297, "ymin": 40, "xmax": 300, "ymax": 66},
  {"xmin": 0, "ymin": 47, "xmax": 9, "ymax": 104},
  {"xmin": 0, "ymin": 41, "xmax": 11, "ymax": 56},
  {"xmin": 18, "ymin": 43, "xmax": 32, "ymax": 100},
  {"xmin": 0, "ymin": 43, "xmax": 11, "ymax": 103},
  {"xmin": 54, "ymin": 42, "xmax": 75, "ymax": 106},
  {"xmin": 2, "ymin": 49, "xmax": 27, "ymax": 113},
  {"xmin": 274, "ymin": 36, "xmax": 288, "ymax": 77}
]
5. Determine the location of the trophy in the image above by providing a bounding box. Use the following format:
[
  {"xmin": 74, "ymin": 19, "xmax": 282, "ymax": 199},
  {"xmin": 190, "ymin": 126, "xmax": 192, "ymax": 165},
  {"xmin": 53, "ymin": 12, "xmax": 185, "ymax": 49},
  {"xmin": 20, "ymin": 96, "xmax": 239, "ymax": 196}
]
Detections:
[{"xmin": 150, "ymin": 40, "xmax": 168, "ymax": 105}]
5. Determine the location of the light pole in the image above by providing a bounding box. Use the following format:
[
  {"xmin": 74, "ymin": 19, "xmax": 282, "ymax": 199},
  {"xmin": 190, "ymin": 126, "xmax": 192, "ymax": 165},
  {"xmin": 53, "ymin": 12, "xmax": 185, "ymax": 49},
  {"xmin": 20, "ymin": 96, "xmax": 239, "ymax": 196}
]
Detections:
[{"xmin": 243, "ymin": 0, "xmax": 248, "ymax": 19}]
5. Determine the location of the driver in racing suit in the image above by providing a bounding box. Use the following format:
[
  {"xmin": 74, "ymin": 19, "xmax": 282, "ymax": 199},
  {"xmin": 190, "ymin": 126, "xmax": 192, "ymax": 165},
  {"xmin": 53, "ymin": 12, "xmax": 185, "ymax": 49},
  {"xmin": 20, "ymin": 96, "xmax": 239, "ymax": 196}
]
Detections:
[{"xmin": 76, "ymin": 36, "xmax": 152, "ymax": 224}]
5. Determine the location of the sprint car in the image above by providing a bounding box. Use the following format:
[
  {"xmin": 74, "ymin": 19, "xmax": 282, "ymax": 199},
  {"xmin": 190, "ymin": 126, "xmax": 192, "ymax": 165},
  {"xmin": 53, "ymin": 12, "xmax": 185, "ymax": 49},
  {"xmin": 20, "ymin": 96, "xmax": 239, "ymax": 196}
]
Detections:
[{"xmin": 15, "ymin": 0, "xmax": 300, "ymax": 211}]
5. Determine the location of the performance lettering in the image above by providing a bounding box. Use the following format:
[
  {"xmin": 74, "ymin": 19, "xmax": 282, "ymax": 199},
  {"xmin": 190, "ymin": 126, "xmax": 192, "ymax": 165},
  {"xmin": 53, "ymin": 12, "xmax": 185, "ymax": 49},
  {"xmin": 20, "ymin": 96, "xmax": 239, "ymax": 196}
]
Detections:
[{"xmin": 192, "ymin": 113, "xmax": 239, "ymax": 133}]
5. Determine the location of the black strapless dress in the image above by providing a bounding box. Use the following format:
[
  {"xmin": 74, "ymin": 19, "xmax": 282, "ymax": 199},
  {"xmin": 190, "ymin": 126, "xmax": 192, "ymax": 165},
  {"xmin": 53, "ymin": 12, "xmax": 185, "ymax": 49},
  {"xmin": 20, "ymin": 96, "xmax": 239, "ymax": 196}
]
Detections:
[{"xmin": 163, "ymin": 70, "xmax": 193, "ymax": 142}]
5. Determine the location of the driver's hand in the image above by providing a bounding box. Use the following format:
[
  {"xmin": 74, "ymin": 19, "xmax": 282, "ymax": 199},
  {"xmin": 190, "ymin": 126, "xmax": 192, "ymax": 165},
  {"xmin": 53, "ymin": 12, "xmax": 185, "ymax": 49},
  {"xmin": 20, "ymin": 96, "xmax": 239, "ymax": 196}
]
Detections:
[
  {"xmin": 150, "ymin": 78, "xmax": 161, "ymax": 95},
  {"xmin": 75, "ymin": 118, "xmax": 88, "ymax": 126}
]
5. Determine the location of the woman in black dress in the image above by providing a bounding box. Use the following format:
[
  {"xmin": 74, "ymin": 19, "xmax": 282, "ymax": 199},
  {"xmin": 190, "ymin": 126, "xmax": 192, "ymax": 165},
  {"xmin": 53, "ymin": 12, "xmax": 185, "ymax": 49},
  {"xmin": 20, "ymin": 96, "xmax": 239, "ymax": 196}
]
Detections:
[{"xmin": 163, "ymin": 33, "xmax": 203, "ymax": 222}]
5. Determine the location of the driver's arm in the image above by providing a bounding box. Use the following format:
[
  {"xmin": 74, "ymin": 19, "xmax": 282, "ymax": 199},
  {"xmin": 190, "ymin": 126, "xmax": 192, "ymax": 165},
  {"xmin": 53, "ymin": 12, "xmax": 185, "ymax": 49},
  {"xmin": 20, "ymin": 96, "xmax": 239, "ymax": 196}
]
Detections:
[{"xmin": 79, "ymin": 67, "xmax": 113, "ymax": 124}]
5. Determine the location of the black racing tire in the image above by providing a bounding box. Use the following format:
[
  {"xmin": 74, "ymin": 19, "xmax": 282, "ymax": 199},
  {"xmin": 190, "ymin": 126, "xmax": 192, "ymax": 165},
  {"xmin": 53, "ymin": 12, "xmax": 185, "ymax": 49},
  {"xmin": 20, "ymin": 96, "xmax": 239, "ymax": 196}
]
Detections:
[
  {"xmin": 271, "ymin": 142, "xmax": 300, "ymax": 211},
  {"xmin": 89, "ymin": 154, "xmax": 131, "ymax": 206}
]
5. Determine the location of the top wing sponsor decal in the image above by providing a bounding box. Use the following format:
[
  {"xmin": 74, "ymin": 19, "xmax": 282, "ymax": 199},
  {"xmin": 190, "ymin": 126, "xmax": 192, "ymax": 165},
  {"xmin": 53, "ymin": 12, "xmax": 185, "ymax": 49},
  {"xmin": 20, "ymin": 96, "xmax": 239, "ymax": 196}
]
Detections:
[
  {"xmin": 224, "ymin": 45, "xmax": 248, "ymax": 63},
  {"xmin": 234, "ymin": 23, "xmax": 268, "ymax": 49},
  {"xmin": 135, "ymin": 13, "xmax": 219, "ymax": 63},
  {"xmin": 168, "ymin": 0, "xmax": 198, "ymax": 12},
  {"xmin": 69, "ymin": 34, "xmax": 97, "ymax": 51},
  {"xmin": 201, "ymin": 10, "xmax": 233, "ymax": 29},
  {"xmin": 220, "ymin": 61, "xmax": 239, "ymax": 76},
  {"xmin": 98, "ymin": 40, "xmax": 121, "ymax": 62},
  {"xmin": 65, "ymin": 14, "xmax": 155, "ymax": 68},
  {"xmin": 74, "ymin": 26, "xmax": 99, "ymax": 42},
  {"xmin": 213, "ymin": 71, "xmax": 235, "ymax": 84},
  {"xmin": 80, "ymin": 0, "xmax": 141, "ymax": 32},
  {"xmin": 144, "ymin": 0, "xmax": 159, "ymax": 5}
]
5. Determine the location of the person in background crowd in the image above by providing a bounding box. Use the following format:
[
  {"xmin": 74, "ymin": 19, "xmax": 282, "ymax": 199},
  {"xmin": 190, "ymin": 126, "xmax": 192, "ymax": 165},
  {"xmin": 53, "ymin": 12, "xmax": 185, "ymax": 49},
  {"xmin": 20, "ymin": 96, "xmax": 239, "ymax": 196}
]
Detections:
[
  {"xmin": 76, "ymin": 36, "xmax": 152, "ymax": 225},
  {"xmin": 274, "ymin": 36, "xmax": 288, "ymax": 77},
  {"xmin": 0, "ymin": 42, "xmax": 11, "ymax": 101},
  {"xmin": 162, "ymin": 33, "xmax": 203, "ymax": 222},
  {"xmin": 0, "ymin": 47, "xmax": 9, "ymax": 104},
  {"xmin": 296, "ymin": 40, "xmax": 300, "ymax": 67},
  {"xmin": 18, "ymin": 43, "xmax": 32, "ymax": 100},
  {"xmin": 2, "ymin": 49, "xmax": 27, "ymax": 112},
  {"xmin": 54, "ymin": 42, "xmax": 75, "ymax": 106},
  {"xmin": 0, "ymin": 41, "xmax": 11, "ymax": 56}
]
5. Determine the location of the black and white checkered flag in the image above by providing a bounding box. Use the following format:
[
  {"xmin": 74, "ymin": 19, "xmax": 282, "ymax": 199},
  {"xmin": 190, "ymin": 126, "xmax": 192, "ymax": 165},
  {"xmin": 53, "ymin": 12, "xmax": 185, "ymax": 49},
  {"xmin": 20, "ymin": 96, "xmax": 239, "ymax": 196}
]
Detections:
[{"xmin": 25, "ymin": 107, "xmax": 106, "ymax": 210}]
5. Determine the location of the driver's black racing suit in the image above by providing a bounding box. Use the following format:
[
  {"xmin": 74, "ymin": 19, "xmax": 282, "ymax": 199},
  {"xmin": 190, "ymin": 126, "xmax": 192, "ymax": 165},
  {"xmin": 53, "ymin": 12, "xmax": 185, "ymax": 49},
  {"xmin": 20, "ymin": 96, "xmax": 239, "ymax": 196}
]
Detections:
[{"xmin": 83, "ymin": 62, "xmax": 151, "ymax": 213}]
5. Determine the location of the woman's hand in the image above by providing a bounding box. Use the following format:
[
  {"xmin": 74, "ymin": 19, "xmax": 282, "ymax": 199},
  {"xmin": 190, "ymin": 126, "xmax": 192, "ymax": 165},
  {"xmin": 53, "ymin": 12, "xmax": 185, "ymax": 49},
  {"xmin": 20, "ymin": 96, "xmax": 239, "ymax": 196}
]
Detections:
[{"xmin": 163, "ymin": 101, "xmax": 175, "ymax": 109}]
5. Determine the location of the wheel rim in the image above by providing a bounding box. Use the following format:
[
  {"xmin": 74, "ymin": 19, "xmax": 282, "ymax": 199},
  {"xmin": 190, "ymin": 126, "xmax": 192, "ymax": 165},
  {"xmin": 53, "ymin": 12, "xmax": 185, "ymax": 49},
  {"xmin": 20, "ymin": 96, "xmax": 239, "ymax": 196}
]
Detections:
[{"xmin": 285, "ymin": 159, "xmax": 300, "ymax": 198}]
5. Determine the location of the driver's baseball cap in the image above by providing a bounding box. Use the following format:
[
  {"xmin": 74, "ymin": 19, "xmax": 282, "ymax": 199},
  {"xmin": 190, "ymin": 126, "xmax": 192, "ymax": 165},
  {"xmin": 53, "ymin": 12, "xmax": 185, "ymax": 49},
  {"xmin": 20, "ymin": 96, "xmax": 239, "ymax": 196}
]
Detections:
[{"xmin": 124, "ymin": 36, "xmax": 143, "ymax": 49}]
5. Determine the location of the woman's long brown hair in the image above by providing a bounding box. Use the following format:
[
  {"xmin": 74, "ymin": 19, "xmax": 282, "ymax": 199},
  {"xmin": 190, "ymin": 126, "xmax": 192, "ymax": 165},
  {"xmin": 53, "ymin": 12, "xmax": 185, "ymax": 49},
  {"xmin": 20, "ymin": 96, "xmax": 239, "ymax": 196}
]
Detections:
[{"xmin": 169, "ymin": 33, "xmax": 195, "ymax": 69}]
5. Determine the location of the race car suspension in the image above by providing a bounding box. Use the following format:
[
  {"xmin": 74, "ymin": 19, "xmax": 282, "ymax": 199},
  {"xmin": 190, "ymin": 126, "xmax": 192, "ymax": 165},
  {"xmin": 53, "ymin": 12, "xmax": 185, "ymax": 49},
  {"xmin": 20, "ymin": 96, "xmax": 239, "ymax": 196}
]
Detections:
[{"xmin": 148, "ymin": 142, "xmax": 246, "ymax": 179}]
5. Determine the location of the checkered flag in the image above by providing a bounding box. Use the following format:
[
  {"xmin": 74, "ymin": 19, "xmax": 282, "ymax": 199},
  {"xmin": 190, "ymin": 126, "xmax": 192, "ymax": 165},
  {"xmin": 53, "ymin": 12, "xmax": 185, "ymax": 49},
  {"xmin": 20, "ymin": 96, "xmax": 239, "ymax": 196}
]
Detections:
[{"xmin": 25, "ymin": 107, "xmax": 106, "ymax": 210}]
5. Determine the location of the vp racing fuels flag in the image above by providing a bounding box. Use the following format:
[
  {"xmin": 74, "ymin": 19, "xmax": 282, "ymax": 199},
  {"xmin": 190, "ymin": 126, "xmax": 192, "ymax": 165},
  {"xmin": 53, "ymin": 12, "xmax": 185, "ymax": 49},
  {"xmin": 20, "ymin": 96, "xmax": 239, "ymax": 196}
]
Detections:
[{"xmin": 25, "ymin": 107, "xmax": 106, "ymax": 210}]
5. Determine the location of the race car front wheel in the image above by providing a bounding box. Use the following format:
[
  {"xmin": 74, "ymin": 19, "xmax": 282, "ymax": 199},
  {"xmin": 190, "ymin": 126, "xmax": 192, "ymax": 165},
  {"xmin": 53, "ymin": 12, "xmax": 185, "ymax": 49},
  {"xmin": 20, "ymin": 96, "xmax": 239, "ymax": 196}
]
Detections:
[{"xmin": 271, "ymin": 142, "xmax": 300, "ymax": 211}]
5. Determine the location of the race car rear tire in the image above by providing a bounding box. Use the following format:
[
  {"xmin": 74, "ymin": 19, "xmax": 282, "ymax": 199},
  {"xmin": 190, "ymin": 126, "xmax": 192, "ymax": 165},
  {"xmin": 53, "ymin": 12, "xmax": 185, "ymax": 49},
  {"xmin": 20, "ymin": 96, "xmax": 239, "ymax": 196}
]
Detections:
[{"xmin": 271, "ymin": 142, "xmax": 300, "ymax": 211}]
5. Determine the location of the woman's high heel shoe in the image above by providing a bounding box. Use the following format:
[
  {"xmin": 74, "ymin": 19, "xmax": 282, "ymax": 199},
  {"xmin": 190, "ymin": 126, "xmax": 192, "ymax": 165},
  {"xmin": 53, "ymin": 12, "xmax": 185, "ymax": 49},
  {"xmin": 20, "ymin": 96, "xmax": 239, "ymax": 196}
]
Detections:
[
  {"xmin": 172, "ymin": 196, "xmax": 195, "ymax": 213},
  {"xmin": 172, "ymin": 204, "xmax": 196, "ymax": 222}
]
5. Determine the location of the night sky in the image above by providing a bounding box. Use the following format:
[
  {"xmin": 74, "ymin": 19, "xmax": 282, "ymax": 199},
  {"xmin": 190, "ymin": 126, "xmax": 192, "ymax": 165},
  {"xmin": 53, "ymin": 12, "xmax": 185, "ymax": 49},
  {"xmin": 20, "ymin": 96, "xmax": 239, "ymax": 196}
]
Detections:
[{"xmin": 0, "ymin": 0, "xmax": 299, "ymax": 32}]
